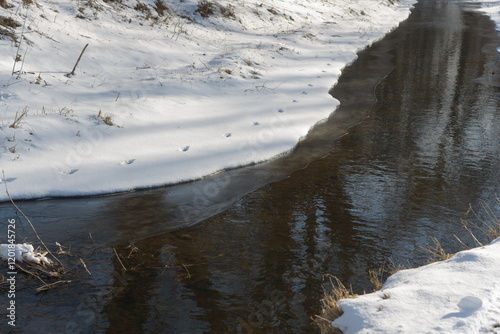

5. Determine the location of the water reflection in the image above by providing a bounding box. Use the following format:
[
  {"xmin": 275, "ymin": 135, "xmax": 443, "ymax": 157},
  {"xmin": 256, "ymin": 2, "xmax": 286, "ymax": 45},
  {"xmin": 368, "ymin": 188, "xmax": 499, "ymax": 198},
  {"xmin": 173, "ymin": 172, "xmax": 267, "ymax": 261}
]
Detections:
[{"xmin": 1, "ymin": 0, "xmax": 500, "ymax": 333}]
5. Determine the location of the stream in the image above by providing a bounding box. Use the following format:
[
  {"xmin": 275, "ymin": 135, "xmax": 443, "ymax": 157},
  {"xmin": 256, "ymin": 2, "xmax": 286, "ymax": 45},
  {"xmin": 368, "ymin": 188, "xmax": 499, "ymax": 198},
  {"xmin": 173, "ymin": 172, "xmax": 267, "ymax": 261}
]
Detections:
[{"xmin": 1, "ymin": 0, "xmax": 500, "ymax": 333}]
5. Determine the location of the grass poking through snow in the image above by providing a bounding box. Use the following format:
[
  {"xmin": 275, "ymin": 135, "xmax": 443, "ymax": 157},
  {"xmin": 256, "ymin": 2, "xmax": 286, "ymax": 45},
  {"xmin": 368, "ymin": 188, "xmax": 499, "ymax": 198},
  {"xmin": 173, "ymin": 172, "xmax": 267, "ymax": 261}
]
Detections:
[{"xmin": 314, "ymin": 275, "xmax": 356, "ymax": 334}]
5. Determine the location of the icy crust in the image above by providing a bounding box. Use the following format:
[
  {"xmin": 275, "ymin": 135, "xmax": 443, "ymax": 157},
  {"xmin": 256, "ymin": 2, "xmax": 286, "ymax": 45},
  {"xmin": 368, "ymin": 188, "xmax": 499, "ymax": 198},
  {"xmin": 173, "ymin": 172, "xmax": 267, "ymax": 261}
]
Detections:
[{"xmin": 0, "ymin": 0, "xmax": 416, "ymax": 201}]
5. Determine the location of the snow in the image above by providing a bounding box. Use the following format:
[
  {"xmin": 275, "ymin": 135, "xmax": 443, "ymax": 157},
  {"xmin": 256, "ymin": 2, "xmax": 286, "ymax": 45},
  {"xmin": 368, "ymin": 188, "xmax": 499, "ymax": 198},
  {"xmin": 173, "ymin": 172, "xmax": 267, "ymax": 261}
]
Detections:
[
  {"xmin": 0, "ymin": 0, "xmax": 417, "ymax": 201},
  {"xmin": 333, "ymin": 238, "xmax": 500, "ymax": 333},
  {"xmin": 0, "ymin": 243, "xmax": 51, "ymax": 265}
]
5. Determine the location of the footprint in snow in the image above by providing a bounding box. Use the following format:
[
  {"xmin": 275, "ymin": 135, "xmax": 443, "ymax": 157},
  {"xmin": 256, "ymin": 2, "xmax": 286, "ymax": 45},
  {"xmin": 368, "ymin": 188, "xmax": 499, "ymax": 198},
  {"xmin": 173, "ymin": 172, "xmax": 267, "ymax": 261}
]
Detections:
[
  {"xmin": 308, "ymin": 84, "xmax": 314, "ymax": 87},
  {"xmin": 278, "ymin": 109, "xmax": 284, "ymax": 113},
  {"xmin": 224, "ymin": 133, "xmax": 231, "ymax": 138},
  {"xmin": 252, "ymin": 122, "xmax": 260, "ymax": 126},
  {"xmin": 0, "ymin": 177, "xmax": 16, "ymax": 183},
  {"xmin": 442, "ymin": 296, "xmax": 483, "ymax": 319},
  {"xmin": 301, "ymin": 91, "xmax": 308, "ymax": 95},
  {"xmin": 58, "ymin": 169, "xmax": 78, "ymax": 175},
  {"xmin": 119, "ymin": 159, "xmax": 135, "ymax": 166},
  {"xmin": 179, "ymin": 146, "xmax": 190, "ymax": 152}
]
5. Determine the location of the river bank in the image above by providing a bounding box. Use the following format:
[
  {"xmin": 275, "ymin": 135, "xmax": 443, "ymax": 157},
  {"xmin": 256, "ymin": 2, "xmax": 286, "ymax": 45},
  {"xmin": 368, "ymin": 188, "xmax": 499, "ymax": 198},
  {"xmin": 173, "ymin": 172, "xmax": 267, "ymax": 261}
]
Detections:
[{"xmin": 0, "ymin": 0, "xmax": 416, "ymax": 201}]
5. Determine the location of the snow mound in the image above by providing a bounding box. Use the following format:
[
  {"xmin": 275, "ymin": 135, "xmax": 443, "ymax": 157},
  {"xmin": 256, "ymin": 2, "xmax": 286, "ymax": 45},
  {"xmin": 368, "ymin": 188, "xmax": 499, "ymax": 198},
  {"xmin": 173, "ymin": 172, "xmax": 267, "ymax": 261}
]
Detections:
[{"xmin": 0, "ymin": 243, "xmax": 52, "ymax": 265}]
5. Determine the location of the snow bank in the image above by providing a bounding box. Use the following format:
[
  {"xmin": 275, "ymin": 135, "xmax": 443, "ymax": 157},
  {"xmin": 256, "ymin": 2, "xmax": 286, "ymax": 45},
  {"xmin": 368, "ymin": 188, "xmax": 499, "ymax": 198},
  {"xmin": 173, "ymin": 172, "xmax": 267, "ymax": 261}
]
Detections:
[
  {"xmin": 0, "ymin": 0, "xmax": 416, "ymax": 201},
  {"xmin": 332, "ymin": 238, "xmax": 500, "ymax": 333}
]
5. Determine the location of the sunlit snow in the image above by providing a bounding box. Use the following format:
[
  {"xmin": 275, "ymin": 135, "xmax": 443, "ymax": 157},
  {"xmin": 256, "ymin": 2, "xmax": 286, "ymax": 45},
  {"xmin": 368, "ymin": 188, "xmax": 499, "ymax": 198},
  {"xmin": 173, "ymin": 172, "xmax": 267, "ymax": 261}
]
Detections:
[{"xmin": 0, "ymin": 0, "xmax": 416, "ymax": 201}]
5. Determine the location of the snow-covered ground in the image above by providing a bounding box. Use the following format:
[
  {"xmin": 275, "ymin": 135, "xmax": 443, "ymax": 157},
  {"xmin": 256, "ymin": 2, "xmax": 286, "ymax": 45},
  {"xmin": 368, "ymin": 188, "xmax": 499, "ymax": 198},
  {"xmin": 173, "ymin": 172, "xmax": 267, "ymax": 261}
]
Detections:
[
  {"xmin": 332, "ymin": 237, "xmax": 500, "ymax": 333},
  {"xmin": 0, "ymin": 0, "xmax": 417, "ymax": 201},
  {"xmin": 329, "ymin": 3, "xmax": 500, "ymax": 333}
]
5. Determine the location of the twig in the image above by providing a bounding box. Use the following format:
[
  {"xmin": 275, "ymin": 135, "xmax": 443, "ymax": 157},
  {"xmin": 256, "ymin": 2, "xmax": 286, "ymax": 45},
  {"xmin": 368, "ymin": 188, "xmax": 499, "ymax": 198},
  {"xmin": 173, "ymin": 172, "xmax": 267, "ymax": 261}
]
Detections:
[
  {"xmin": 2, "ymin": 170, "xmax": 64, "ymax": 269},
  {"xmin": 12, "ymin": 9, "xmax": 28, "ymax": 76},
  {"xmin": 80, "ymin": 258, "xmax": 92, "ymax": 276},
  {"xmin": 181, "ymin": 263, "xmax": 191, "ymax": 278},
  {"xmin": 67, "ymin": 43, "xmax": 89, "ymax": 76},
  {"xmin": 113, "ymin": 247, "xmax": 128, "ymax": 271},
  {"xmin": 198, "ymin": 58, "xmax": 210, "ymax": 71},
  {"xmin": 14, "ymin": 263, "xmax": 46, "ymax": 285},
  {"xmin": 24, "ymin": 262, "xmax": 61, "ymax": 278},
  {"xmin": 36, "ymin": 280, "xmax": 72, "ymax": 292}
]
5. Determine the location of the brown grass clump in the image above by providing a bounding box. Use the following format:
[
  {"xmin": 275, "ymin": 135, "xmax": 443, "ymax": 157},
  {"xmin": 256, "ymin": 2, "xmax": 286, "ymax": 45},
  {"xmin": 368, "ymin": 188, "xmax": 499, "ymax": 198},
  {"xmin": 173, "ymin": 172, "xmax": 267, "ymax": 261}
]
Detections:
[
  {"xmin": 97, "ymin": 110, "xmax": 113, "ymax": 126},
  {"xmin": 368, "ymin": 268, "xmax": 384, "ymax": 291},
  {"xmin": 195, "ymin": 0, "xmax": 216, "ymax": 18},
  {"xmin": 0, "ymin": 16, "xmax": 20, "ymax": 41},
  {"xmin": 0, "ymin": 16, "xmax": 20, "ymax": 29},
  {"xmin": 220, "ymin": 4, "xmax": 235, "ymax": 19},
  {"xmin": 154, "ymin": 0, "xmax": 169, "ymax": 17},
  {"xmin": 314, "ymin": 275, "xmax": 356, "ymax": 334},
  {"xmin": 134, "ymin": 1, "xmax": 150, "ymax": 15},
  {"xmin": 195, "ymin": 0, "xmax": 235, "ymax": 19}
]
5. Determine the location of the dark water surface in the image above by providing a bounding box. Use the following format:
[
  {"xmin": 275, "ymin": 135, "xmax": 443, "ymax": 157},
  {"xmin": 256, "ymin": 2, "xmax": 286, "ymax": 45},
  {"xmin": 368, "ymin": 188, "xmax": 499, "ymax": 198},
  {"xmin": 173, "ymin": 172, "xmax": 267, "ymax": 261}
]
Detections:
[{"xmin": 2, "ymin": 0, "xmax": 500, "ymax": 333}]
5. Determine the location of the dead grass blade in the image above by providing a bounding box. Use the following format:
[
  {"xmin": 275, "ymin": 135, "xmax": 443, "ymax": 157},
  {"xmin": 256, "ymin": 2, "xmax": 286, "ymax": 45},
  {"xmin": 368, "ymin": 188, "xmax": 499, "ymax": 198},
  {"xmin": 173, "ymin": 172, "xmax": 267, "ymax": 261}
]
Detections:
[
  {"xmin": 419, "ymin": 237, "xmax": 454, "ymax": 264},
  {"xmin": 368, "ymin": 268, "xmax": 384, "ymax": 291},
  {"xmin": 113, "ymin": 247, "xmax": 128, "ymax": 271},
  {"xmin": 9, "ymin": 107, "xmax": 28, "ymax": 128},
  {"xmin": 36, "ymin": 280, "xmax": 72, "ymax": 292}
]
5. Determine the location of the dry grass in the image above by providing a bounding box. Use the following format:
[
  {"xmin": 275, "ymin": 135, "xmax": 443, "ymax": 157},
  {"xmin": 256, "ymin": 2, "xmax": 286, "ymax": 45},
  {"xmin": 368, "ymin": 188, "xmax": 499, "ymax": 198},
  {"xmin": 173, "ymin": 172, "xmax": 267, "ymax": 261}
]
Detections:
[
  {"xmin": 0, "ymin": 16, "xmax": 20, "ymax": 29},
  {"xmin": 196, "ymin": 0, "xmax": 216, "ymax": 18},
  {"xmin": 0, "ymin": 16, "xmax": 20, "ymax": 41},
  {"xmin": 97, "ymin": 110, "xmax": 113, "ymax": 126},
  {"xmin": 154, "ymin": 0, "xmax": 170, "ymax": 17},
  {"xmin": 195, "ymin": 0, "xmax": 235, "ymax": 19},
  {"xmin": 9, "ymin": 107, "xmax": 28, "ymax": 128},
  {"xmin": 220, "ymin": 4, "xmax": 235, "ymax": 19},
  {"xmin": 419, "ymin": 237, "xmax": 454, "ymax": 264},
  {"xmin": 461, "ymin": 198, "xmax": 500, "ymax": 243},
  {"xmin": 368, "ymin": 268, "xmax": 384, "ymax": 291},
  {"xmin": 313, "ymin": 275, "xmax": 356, "ymax": 334},
  {"xmin": 134, "ymin": 1, "xmax": 151, "ymax": 15}
]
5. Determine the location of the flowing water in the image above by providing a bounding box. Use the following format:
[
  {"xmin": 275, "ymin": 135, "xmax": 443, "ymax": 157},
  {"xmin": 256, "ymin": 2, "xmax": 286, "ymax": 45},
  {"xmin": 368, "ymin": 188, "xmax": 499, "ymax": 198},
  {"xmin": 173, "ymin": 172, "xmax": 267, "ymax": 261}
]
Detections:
[{"xmin": 1, "ymin": 0, "xmax": 500, "ymax": 333}]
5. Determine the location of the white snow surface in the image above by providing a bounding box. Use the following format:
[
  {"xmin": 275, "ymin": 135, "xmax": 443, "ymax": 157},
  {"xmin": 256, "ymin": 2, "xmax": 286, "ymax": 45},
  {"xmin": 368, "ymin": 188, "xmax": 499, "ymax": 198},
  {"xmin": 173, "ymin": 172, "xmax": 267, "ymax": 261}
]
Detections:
[
  {"xmin": 0, "ymin": 0, "xmax": 417, "ymax": 201},
  {"xmin": 333, "ymin": 238, "xmax": 500, "ymax": 333},
  {"xmin": 0, "ymin": 243, "xmax": 51, "ymax": 265}
]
